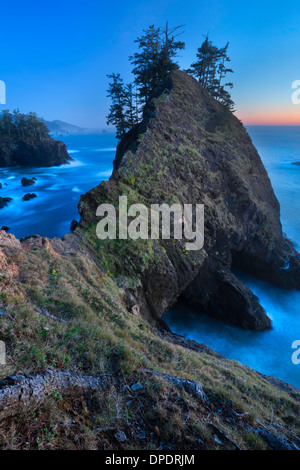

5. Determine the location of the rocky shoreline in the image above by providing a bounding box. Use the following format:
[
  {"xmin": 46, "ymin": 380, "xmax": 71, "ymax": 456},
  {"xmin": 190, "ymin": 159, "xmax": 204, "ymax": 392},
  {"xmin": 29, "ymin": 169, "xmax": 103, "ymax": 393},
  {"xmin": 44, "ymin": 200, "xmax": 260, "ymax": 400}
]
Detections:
[{"xmin": 0, "ymin": 138, "xmax": 71, "ymax": 167}]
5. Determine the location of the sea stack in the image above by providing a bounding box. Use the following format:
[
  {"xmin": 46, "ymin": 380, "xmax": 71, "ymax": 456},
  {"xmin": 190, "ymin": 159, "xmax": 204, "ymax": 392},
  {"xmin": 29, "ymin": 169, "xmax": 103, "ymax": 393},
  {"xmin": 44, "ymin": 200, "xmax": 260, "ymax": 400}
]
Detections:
[{"xmin": 79, "ymin": 71, "xmax": 300, "ymax": 329}]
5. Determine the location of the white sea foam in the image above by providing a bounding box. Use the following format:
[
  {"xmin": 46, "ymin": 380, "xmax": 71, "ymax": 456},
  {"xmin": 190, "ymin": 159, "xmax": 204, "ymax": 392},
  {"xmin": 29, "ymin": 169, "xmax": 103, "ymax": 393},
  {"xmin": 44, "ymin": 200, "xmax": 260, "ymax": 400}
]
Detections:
[
  {"xmin": 60, "ymin": 159, "xmax": 85, "ymax": 169},
  {"xmin": 92, "ymin": 148, "xmax": 116, "ymax": 152},
  {"xmin": 72, "ymin": 186, "xmax": 83, "ymax": 193}
]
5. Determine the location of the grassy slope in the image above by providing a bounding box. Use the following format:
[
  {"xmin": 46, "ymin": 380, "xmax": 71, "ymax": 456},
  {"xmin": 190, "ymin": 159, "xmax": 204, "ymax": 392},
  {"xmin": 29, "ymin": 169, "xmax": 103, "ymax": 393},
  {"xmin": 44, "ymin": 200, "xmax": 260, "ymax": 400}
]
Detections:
[{"xmin": 0, "ymin": 233, "xmax": 299, "ymax": 450}]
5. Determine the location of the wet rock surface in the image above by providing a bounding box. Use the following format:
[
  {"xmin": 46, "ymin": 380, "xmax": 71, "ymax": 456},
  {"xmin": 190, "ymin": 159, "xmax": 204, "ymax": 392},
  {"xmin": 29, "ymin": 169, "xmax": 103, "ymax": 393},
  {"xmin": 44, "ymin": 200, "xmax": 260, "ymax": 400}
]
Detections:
[
  {"xmin": 21, "ymin": 177, "xmax": 36, "ymax": 187},
  {"xmin": 0, "ymin": 197, "xmax": 12, "ymax": 209},
  {"xmin": 22, "ymin": 193, "xmax": 37, "ymax": 201}
]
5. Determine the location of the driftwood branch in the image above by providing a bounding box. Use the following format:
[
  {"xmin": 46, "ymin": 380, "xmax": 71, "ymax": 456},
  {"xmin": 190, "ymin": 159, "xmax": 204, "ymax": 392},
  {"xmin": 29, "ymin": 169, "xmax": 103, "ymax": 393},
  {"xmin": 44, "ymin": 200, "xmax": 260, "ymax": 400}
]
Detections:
[
  {"xmin": 35, "ymin": 307, "xmax": 66, "ymax": 323},
  {"xmin": 0, "ymin": 369, "xmax": 110, "ymax": 420},
  {"xmin": 144, "ymin": 369, "xmax": 208, "ymax": 403},
  {"xmin": 208, "ymin": 422, "xmax": 241, "ymax": 450}
]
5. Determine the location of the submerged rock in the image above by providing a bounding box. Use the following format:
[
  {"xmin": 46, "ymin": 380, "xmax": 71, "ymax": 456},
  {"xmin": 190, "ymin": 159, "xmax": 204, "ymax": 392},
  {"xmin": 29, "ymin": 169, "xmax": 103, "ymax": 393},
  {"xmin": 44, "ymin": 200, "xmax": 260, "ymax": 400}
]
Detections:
[
  {"xmin": 79, "ymin": 70, "xmax": 300, "ymax": 330},
  {"xmin": 21, "ymin": 177, "xmax": 36, "ymax": 187},
  {"xmin": 22, "ymin": 193, "xmax": 37, "ymax": 201},
  {"xmin": 0, "ymin": 197, "xmax": 12, "ymax": 209}
]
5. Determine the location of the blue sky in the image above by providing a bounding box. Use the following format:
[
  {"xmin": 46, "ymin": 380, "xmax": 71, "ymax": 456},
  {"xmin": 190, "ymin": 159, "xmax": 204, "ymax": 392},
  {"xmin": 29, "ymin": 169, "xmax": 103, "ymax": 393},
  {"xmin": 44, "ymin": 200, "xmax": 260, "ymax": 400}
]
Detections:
[{"xmin": 1, "ymin": 0, "xmax": 300, "ymax": 127}]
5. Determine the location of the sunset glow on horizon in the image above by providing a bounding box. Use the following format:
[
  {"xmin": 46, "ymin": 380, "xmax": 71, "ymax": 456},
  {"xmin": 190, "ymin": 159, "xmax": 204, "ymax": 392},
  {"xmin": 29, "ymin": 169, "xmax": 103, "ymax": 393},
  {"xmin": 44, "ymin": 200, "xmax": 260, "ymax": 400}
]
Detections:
[
  {"xmin": 239, "ymin": 117, "xmax": 300, "ymax": 126},
  {"xmin": 237, "ymin": 107, "xmax": 300, "ymax": 126}
]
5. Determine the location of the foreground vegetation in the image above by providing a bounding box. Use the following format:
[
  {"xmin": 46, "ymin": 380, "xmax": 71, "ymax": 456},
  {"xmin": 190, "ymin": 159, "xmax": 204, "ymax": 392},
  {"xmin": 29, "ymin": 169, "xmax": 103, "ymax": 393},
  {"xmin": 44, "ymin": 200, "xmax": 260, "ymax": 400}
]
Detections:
[{"xmin": 0, "ymin": 232, "xmax": 298, "ymax": 450}]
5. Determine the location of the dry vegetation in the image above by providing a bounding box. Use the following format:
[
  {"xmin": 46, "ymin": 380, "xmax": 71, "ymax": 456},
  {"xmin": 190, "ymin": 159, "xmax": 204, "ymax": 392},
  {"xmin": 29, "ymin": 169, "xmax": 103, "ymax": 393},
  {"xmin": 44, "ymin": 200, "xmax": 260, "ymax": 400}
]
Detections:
[{"xmin": 0, "ymin": 233, "xmax": 299, "ymax": 450}]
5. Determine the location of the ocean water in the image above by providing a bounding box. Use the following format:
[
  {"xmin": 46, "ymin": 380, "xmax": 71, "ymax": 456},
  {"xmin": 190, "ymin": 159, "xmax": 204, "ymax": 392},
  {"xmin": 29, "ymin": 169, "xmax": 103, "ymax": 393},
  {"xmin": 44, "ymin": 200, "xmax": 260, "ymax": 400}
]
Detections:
[
  {"xmin": 0, "ymin": 134, "xmax": 117, "ymax": 239},
  {"xmin": 164, "ymin": 126, "xmax": 300, "ymax": 388},
  {"xmin": 0, "ymin": 128, "xmax": 299, "ymax": 387}
]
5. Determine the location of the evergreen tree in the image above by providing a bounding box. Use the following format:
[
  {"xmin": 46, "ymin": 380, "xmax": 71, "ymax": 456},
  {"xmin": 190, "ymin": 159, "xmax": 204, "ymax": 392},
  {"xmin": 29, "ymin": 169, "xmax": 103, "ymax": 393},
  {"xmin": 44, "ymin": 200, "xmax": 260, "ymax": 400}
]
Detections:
[
  {"xmin": 130, "ymin": 25, "xmax": 162, "ymax": 104},
  {"xmin": 106, "ymin": 25, "xmax": 235, "ymax": 140},
  {"xmin": 124, "ymin": 83, "xmax": 139, "ymax": 130},
  {"xmin": 130, "ymin": 23, "xmax": 185, "ymax": 104},
  {"xmin": 106, "ymin": 73, "xmax": 128, "ymax": 139},
  {"xmin": 159, "ymin": 22, "xmax": 185, "ymax": 80},
  {"xmin": 107, "ymin": 23, "xmax": 185, "ymax": 139},
  {"xmin": 0, "ymin": 110, "xmax": 50, "ymax": 140},
  {"xmin": 13, "ymin": 109, "xmax": 27, "ymax": 139},
  {"xmin": 0, "ymin": 110, "xmax": 14, "ymax": 137},
  {"xmin": 187, "ymin": 36, "xmax": 234, "ymax": 109},
  {"xmin": 22, "ymin": 112, "xmax": 50, "ymax": 139}
]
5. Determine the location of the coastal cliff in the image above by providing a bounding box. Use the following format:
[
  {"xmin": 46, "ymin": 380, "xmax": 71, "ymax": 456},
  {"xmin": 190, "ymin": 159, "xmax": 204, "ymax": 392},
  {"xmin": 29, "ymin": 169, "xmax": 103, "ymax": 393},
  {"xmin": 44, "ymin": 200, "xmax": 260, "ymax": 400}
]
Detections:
[
  {"xmin": 79, "ymin": 71, "xmax": 300, "ymax": 329},
  {"xmin": 0, "ymin": 71, "xmax": 299, "ymax": 450},
  {"xmin": 0, "ymin": 139, "xmax": 71, "ymax": 167}
]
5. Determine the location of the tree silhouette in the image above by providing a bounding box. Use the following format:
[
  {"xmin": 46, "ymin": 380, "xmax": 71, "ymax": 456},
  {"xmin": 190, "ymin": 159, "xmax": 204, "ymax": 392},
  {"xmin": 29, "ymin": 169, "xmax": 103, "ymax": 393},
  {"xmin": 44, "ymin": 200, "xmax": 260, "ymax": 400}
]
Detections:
[{"xmin": 187, "ymin": 36, "xmax": 234, "ymax": 109}]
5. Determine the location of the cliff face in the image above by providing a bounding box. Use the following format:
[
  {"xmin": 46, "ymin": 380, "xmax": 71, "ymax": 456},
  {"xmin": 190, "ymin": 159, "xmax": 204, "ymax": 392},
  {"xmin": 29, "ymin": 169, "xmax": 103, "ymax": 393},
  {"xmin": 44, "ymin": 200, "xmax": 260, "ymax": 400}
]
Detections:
[
  {"xmin": 79, "ymin": 71, "xmax": 300, "ymax": 330},
  {"xmin": 0, "ymin": 139, "xmax": 71, "ymax": 167}
]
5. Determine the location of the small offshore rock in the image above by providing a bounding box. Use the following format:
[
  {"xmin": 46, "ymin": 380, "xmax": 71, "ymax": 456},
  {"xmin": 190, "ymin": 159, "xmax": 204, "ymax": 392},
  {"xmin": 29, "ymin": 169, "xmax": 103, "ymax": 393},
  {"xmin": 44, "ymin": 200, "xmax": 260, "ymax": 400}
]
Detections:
[
  {"xmin": 0, "ymin": 197, "xmax": 12, "ymax": 209},
  {"xmin": 22, "ymin": 193, "xmax": 37, "ymax": 201},
  {"xmin": 21, "ymin": 177, "xmax": 35, "ymax": 187}
]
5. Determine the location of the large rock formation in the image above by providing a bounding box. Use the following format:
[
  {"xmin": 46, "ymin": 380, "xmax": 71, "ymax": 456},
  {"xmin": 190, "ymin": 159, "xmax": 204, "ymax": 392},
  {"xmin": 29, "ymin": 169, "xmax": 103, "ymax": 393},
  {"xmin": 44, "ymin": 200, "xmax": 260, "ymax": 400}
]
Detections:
[
  {"xmin": 79, "ymin": 71, "xmax": 300, "ymax": 330},
  {"xmin": 0, "ymin": 139, "xmax": 71, "ymax": 167}
]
